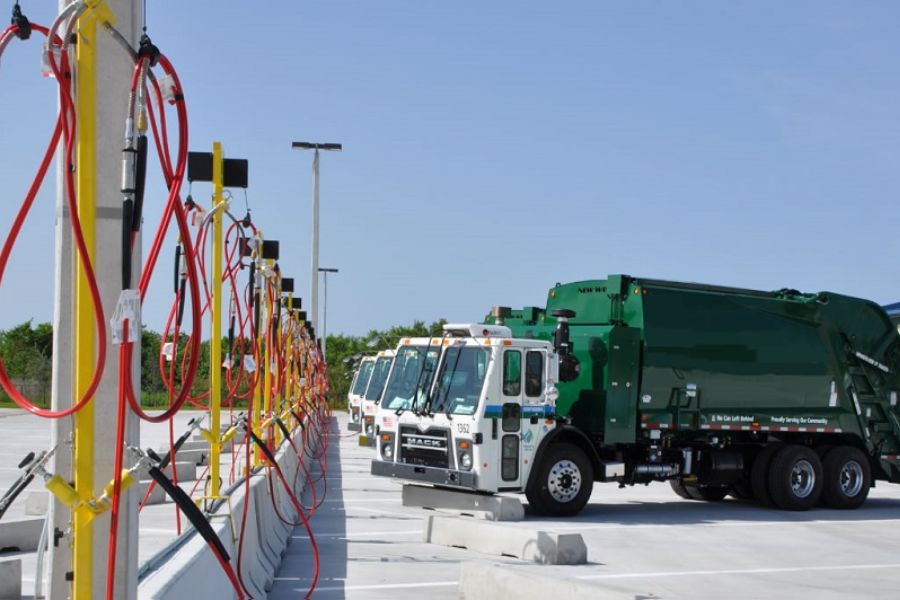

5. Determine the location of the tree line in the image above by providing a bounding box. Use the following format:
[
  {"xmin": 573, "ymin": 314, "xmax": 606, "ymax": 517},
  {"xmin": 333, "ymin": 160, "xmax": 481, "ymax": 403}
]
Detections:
[{"xmin": 0, "ymin": 319, "xmax": 447, "ymax": 408}]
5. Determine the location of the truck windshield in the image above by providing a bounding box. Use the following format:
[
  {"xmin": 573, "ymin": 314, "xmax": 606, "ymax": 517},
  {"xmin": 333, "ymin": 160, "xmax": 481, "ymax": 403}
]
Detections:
[
  {"xmin": 364, "ymin": 357, "xmax": 393, "ymax": 402},
  {"xmin": 382, "ymin": 346, "xmax": 440, "ymax": 411},
  {"xmin": 351, "ymin": 361, "xmax": 374, "ymax": 396},
  {"xmin": 431, "ymin": 345, "xmax": 490, "ymax": 415}
]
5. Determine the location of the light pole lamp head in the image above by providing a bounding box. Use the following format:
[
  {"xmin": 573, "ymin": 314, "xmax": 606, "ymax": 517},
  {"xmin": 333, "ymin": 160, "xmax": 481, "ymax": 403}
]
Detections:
[{"xmin": 292, "ymin": 142, "xmax": 343, "ymax": 152}]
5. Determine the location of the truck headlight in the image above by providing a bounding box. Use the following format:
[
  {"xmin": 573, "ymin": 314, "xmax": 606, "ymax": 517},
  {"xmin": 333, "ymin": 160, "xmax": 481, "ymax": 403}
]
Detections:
[
  {"xmin": 456, "ymin": 438, "xmax": 474, "ymax": 471},
  {"xmin": 365, "ymin": 423, "xmax": 375, "ymax": 437},
  {"xmin": 459, "ymin": 451, "xmax": 472, "ymax": 470},
  {"xmin": 380, "ymin": 432, "xmax": 395, "ymax": 460}
]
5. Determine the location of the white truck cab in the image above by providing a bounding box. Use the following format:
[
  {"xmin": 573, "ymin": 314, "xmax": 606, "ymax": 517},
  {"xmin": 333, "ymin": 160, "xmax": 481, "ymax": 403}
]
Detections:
[
  {"xmin": 374, "ymin": 337, "xmax": 444, "ymax": 448},
  {"xmin": 372, "ymin": 324, "xmax": 590, "ymax": 513},
  {"xmin": 358, "ymin": 349, "xmax": 396, "ymax": 446},
  {"xmin": 347, "ymin": 356, "xmax": 376, "ymax": 432}
]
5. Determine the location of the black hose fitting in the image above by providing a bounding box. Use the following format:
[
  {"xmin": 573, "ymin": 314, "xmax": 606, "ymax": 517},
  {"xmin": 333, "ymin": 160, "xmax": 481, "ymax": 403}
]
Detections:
[
  {"xmin": 137, "ymin": 34, "xmax": 160, "ymax": 67},
  {"xmin": 131, "ymin": 135, "xmax": 148, "ymax": 233},
  {"xmin": 121, "ymin": 199, "xmax": 134, "ymax": 290},
  {"xmin": 11, "ymin": 3, "xmax": 31, "ymax": 40}
]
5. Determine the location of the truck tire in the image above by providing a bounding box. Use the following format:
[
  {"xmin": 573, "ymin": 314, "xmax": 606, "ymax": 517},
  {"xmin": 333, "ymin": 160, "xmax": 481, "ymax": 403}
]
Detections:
[
  {"xmin": 820, "ymin": 446, "xmax": 871, "ymax": 510},
  {"xmin": 767, "ymin": 445, "xmax": 823, "ymax": 511},
  {"xmin": 527, "ymin": 443, "xmax": 593, "ymax": 517},
  {"xmin": 750, "ymin": 444, "xmax": 781, "ymax": 507}
]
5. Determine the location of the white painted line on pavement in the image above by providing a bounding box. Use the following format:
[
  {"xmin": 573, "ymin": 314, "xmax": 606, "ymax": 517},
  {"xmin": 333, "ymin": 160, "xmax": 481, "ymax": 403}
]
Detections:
[
  {"xmin": 273, "ymin": 579, "xmax": 458, "ymax": 592},
  {"xmin": 578, "ymin": 562, "xmax": 900, "ymax": 580},
  {"xmin": 550, "ymin": 518, "xmax": 900, "ymax": 532},
  {"xmin": 292, "ymin": 529, "xmax": 421, "ymax": 540}
]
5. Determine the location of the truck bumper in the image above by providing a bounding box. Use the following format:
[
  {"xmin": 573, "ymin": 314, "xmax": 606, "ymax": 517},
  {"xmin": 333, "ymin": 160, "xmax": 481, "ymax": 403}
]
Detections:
[
  {"xmin": 358, "ymin": 435, "xmax": 375, "ymax": 447},
  {"xmin": 347, "ymin": 421, "xmax": 361, "ymax": 432},
  {"xmin": 370, "ymin": 459, "xmax": 476, "ymax": 488}
]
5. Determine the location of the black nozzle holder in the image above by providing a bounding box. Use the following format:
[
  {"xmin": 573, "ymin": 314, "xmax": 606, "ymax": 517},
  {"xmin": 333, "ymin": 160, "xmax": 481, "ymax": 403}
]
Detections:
[
  {"xmin": 11, "ymin": 4, "xmax": 31, "ymax": 40},
  {"xmin": 138, "ymin": 34, "xmax": 160, "ymax": 67},
  {"xmin": 281, "ymin": 278, "xmax": 294, "ymax": 293}
]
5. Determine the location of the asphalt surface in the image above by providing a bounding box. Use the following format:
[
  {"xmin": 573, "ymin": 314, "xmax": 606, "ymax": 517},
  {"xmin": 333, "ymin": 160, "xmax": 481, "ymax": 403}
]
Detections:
[{"xmin": 271, "ymin": 413, "xmax": 900, "ymax": 600}]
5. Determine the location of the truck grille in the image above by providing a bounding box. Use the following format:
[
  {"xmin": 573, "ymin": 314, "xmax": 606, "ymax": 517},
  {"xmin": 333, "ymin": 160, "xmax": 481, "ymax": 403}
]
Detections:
[{"xmin": 399, "ymin": 425, "xmax": 450, "ymax": 468}]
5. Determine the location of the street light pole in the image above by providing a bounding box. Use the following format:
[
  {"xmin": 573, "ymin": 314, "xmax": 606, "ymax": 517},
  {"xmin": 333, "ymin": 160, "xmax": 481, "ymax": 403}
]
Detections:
[
  {"xmin": 318, "ymin": 267, "xmax": 338, "ymax": 359},
  {"xmin": 291, "ymin": 142, "xmax": 342, "ymax": 336}
]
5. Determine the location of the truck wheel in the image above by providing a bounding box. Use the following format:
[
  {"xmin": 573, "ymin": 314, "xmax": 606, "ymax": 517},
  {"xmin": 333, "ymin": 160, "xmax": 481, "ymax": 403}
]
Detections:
[
  {"xmin": 529, "ymin": 443, "xmax": 593, "ymax": 517},
  {"xmin": 767, "ymin": 445, "xmax": 823, "ymax": 511},
  {"xmin": 750, "ymin": 444, "xmax": 781, "ymax": 507},
  {"xmin": 821, "ymin": 446, "xmax": 871, "ymax": 509},
  {"xmin": 669, "ymin": 479, "xmax": 694, "ymax": 500}
]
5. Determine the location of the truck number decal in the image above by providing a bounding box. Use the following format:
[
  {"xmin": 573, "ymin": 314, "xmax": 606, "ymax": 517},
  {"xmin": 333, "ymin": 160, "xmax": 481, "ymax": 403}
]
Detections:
[{"xmin": 457, "ymin": 423, "xmax": 470, "ymax": 435}]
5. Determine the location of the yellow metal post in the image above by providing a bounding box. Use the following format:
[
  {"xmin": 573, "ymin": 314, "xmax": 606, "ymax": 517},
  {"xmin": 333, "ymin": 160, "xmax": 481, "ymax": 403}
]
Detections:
[
  {"xmin": 263, "ymin": 266, "xmax": 273, "ymax": 449},
  {"xmin": 209, "ymin": 142, "xmax": 224, "ymax": 498},
  {"xmin": 251, "ymin": 239, "xmax": 264, "ymax": 468},
  {"xmin": 73, "ymin": 12, "xmax": 98, "ymax": 599}
]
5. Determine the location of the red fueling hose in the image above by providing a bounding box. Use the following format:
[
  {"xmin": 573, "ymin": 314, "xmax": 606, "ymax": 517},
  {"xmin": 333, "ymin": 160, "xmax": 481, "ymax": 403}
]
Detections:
[{"xmin": 0, "ymin": 22, "xmax": 108, "ymax": 418}]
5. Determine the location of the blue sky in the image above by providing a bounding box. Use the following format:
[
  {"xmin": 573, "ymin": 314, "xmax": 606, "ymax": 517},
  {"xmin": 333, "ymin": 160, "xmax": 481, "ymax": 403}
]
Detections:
[{"xmin": 1, "ymin": 1, "xmax": 899, "ymax": 337}]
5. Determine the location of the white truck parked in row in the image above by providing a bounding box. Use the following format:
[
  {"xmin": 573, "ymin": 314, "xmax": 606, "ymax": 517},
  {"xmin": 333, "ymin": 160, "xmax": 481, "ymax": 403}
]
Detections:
[
  {"xmin": 358, "ymin": 349, "xmax": 396, "ymax": 446},
  {"xmin": 347, "ymin": 356, "xmax": 376, "ymax": 432},
  {"xmin": 370, "ymin": 324, "xmax": 572, "ymax": 510}
]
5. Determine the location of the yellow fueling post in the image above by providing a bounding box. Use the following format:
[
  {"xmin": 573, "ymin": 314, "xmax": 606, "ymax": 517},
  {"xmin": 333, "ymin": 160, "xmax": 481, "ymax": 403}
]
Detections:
[
  {"xmin": 262, "ymin": 267, "xmax": 274, "ymax": 451},
  {"xmin": 251, "ymin": 236, "xmax": 265, "ymax": 468},
  {"xmin": 208, "ymin": 141, "xmax": 224, "ymax": 499}
]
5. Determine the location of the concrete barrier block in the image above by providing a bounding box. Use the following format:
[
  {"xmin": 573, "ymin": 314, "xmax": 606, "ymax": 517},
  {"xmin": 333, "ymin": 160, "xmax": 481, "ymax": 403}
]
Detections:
[
  {"xmin": 136, "ymin": 480, "xmax": 168, "ymax": 506},
  {"xmin": 423, "ymin": 515, "xmax": 587, "ymax": 565},
  {"xmin": 173, "ymin": 449, "xmax": 208, "ymax": 466},
  {"xmin": 160, "ymin": 461, "xmax": 198, "ymax": 482},
  {"xmin": 459, "ymin": 562, "xmax": 609, "ymax": 599},
  {"xmin": 24, "ymin": 490, "xmax": 49, "ymax": 516},
  {"xmin": 403, "ymin": 484, "xmax": 524, "ymax": 521},
  {"xmin": 0, "ymin": 558, "xmax": 22, "ymax": 600},
  {"xmin": 0, "ymin": 517, "xmax": 44, "ymax": 552}
]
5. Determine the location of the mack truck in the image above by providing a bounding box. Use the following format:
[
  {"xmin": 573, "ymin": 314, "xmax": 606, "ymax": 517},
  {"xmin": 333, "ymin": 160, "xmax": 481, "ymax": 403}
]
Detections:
[
  {"xmin": 370, "ymin": 276, "xmax": 900, "ymax": 516},
  {"xmin": 347, "ymin": 355, "xmax": 376, "ymax": 431},
  {"xmin": 373, "ymin": 337, "xmax": 444, "ymax": 447},
  {"xmin": 358, "ymin": 349, "xmax": 396, "ymax": 446}
]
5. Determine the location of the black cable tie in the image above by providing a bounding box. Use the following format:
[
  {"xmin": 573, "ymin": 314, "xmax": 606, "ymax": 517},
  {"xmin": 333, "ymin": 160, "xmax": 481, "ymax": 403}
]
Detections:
[
  {"xmin": 11, "ymin": 3, "xmax": 31, "ymax": 40},
  {"xmin": 137, "ymin": 33, "xmax": 160, "ymax": 67},
  {"xmin": 241, "ymin": 211, "xmax": 252, "ymax": 228}
]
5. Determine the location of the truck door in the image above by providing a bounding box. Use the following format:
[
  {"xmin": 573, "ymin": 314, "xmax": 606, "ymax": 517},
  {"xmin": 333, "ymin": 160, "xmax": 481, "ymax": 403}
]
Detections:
[
  {"xmin": 498, "ymin": 349, "xmax": 523, "ymax": 488},
  {"xmin": 520, "ymin": 348, "xmax": 548, "ymax": 469}
]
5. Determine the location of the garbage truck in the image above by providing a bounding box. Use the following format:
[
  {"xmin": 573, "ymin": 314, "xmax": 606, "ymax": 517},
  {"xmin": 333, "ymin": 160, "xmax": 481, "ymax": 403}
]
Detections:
[
  {"xmin": 358, "ymin": 349, "xmax": 395, "ymax": 446},
  {"xmin": 370, "ymin": 275, "xmax": 900, "ymax": 516},
  {"xmin": 347, "ymin": 356, "xmax": 376, "ymax": 431}
]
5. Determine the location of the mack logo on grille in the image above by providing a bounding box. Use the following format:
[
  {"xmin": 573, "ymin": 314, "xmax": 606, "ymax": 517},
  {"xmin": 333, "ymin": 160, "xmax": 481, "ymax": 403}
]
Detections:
[{"xmin": 403, "ymin": 435, "xmax": 446, "ymax": 450}]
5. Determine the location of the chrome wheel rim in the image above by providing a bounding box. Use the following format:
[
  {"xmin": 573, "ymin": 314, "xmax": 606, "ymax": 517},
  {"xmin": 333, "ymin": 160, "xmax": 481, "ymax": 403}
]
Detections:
[
  {"xmin": 547, "ymin": 459, "xmax": 581, "ymax": 503},
  {"xmin": 791, "ymin": 459, "xmax": 816, "ymax": 498},
  {"xmin": 839, "ymin": 461, "xmax": 864, "ymax": 498}
]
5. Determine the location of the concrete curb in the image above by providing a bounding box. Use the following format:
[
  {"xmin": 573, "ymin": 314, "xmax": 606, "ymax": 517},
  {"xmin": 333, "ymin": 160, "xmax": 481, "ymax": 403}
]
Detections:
[
  {"xmin": 0, "ymin": 517, "xmax": 44, "ymax": 552},
  {"xmin": 0, "ymin": 558, "xmax": 22, "ymax": 599},
  {"xmin": 423, "ymin": 515, "xmax": 587, "ymax": 565},
  {"xmin": 402, "ymin": 484, "xmax": 525, "ymax": 521}
]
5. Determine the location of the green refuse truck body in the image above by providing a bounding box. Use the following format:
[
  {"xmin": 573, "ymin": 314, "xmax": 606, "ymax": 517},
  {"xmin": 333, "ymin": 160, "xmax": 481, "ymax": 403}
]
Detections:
[{"xmin": 486, "ymin": 275, "xmax": 900, "ymax": 512}]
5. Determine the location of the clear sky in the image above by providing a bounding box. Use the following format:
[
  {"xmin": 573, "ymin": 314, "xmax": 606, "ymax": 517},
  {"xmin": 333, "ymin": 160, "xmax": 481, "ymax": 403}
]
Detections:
[{"xmin": 1, "ymin": 1, "xmax": 899, "ymax": 337}]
